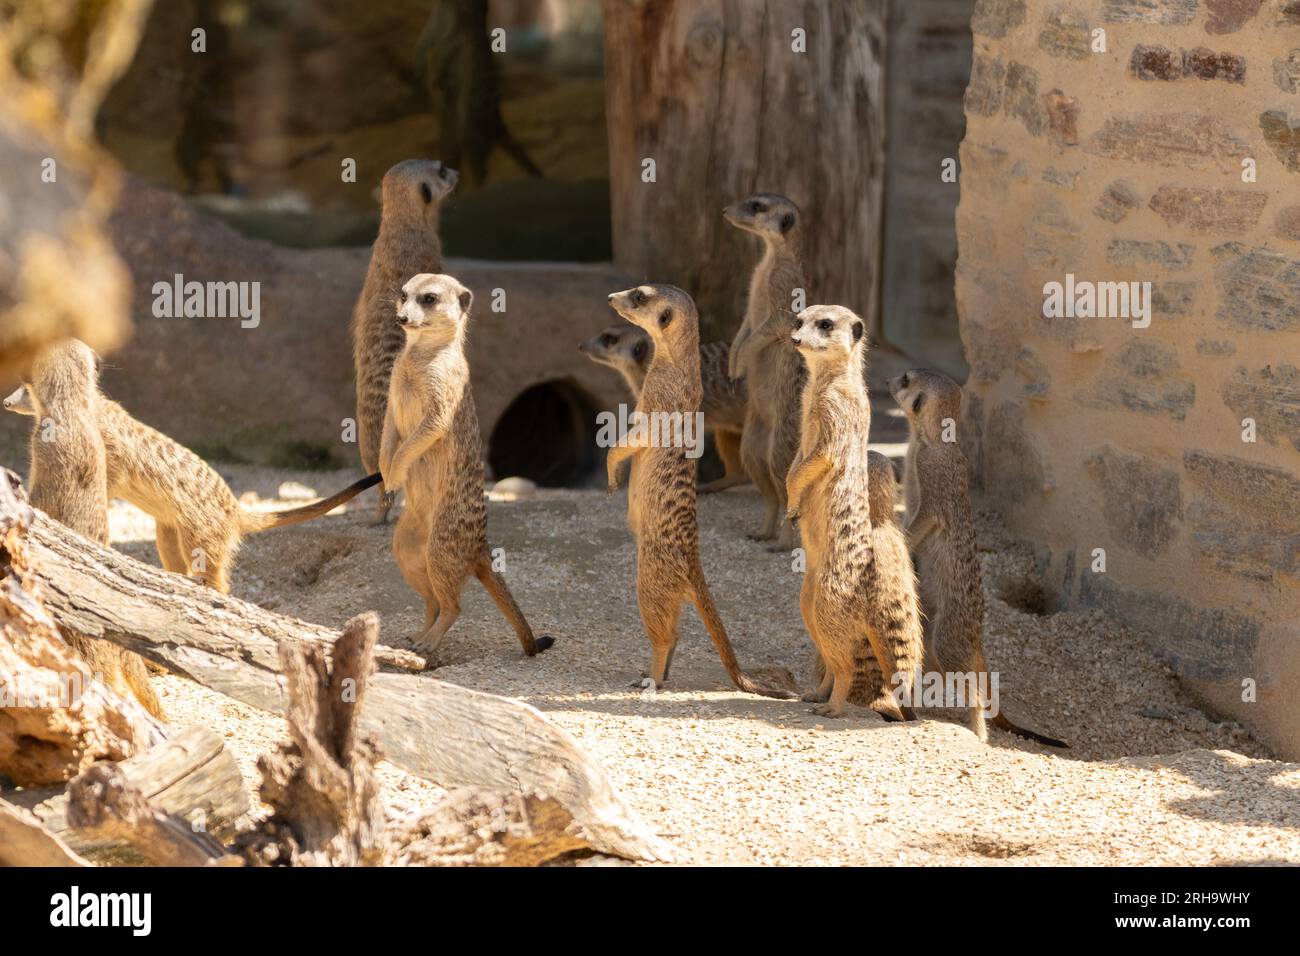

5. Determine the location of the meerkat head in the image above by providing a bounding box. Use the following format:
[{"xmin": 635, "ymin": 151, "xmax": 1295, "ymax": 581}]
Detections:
[
  {"xmin": 791, "ymin": 305, "xmax": 865, "ymax": 367},
  {"xmin": 20, "ymin": 339, "xmax": 99, "ymax": 409},
  {"xmin": 3, "ymin": 383, "xmax": 34, "ymax": 416},
  {"xmin": 397, "ymin": 273, "xmax": 473, "ymax": 345},
  {"xmin": 578, "ymin": 324, "xmax": 652, "ymax": 376},
  {"xmin": 606, "ymin": 284, "xmax": 699, "ymax": 357},
  {"xmin": 723, "ymin": 192, "xmax": 799, "ymax": 242},
  {"xmin": 381, "ymin": 159, "xmax": 458, "ymax": 223},
  {"xmin": 889, "ymin": 369, "xmax": 963, "ymax": 443}
]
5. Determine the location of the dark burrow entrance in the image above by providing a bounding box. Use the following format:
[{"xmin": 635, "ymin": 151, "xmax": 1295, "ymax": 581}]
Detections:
[{"xmin": 488, "ymin": 380, "xmax": 602, "ymax": 488}]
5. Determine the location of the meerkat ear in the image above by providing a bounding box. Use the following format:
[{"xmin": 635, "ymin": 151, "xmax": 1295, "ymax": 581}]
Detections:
[
  {"xmin": 458, "ymin": 287, "xmax": 473, "ymax": 314},
  {"xmin": 851, "ymin": 321, "xmax": 864, "ymax": 342},
  {"xmin": 420, "ymin": 182, "xmax": 434, "ymax": 204},
  {"xmin": 780, "ymin": 212, "xmax": 795, "ymax": 234},
  {"xmin": 912, "ymin": 393, "xmax": 926, "ymax": 414}
]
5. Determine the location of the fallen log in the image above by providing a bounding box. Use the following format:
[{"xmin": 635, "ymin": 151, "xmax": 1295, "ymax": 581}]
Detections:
[
  {"xmin": 65, "ymin": 761, "xmax": 236, "ymax": 867},
  {"xmin": 0, "ymin": 799, "xmax": 90, "ymax": 867},
  {"xmin": 0, "ymin": 471, "xmax": 165, "ymax": 785},
  {"xmin": 8, "ymin": 472, "xmax": 673, "ymax": 863},
  {"xmin": 20, "ymin": 725, "xmax": 248, "ymax": 864}
]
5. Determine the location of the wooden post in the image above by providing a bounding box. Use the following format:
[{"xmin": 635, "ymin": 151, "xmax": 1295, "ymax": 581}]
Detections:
[{"xmin": 602, "ymin": 0, "xmax": 886, "ymax": 341}]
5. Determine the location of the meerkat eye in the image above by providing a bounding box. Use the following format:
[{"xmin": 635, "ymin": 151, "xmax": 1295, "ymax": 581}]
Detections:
[
  {"xmin": 817, "ymin": 319, "xmax": 834, "ymax": 333},
  {"xmin": 631, "ymin": 289, "xmax": 647, "ymax": 307},
  {"xmin": 912, "ymin": 394, "xmax": 925, "ymax": 414},
  {"xmin": 420, "ymin": 293, "xmax": 437, "ymax": 306},
  {"xmin": 420, "ymin": 182, "xmax": 433, "ymax": 204}
]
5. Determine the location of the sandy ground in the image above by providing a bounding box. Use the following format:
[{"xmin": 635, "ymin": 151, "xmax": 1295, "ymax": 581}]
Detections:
[{"xmin": 113, "ymin": 463, "xmax": 1300, "ymax": 867}]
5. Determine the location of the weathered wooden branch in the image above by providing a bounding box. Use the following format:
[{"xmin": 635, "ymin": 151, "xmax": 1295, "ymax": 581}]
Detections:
[
  {"xmin": 387, "ymin": 789, "xmax": 594, "ymax": 867},
  {"xmin": 0, "ymin": 799, "xmax": 90, "ymax": 867},
  {"xmin": 6, "ymin": 472, "xmax": 673, "ymax": 862},
  {"xmin": 18, "ymin": 725, "xmax": 248, "ymax": 864},
  {"xmin": 0, "ymin": 471, "xmax": 165, "ymax": 785},
  {"xmin": 65, "ymin": 761, "xmax": 236, "ymax": 867},
  {"xmin": 235, "ymin": 613, "xmax": 388, "ymax": 866}
]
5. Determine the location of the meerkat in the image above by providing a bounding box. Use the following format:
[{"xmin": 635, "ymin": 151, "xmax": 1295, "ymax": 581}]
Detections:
[
  {"xmin": 786, "ymin": 306, "xmax": 922, "ymax": 719},
  {"xmin": 604, "ymin": 284, "xmax": 792, "ymax": 699},
  {"xmin": 6, "ymin": 343, "xmax": 380, "ymax": 596},
  {"xmin": 889, "ymin": 369, "xmax": 1067, "ymax": 748},
  {"xmin": 352, "ymin": 158, "xmax": 458, "ymax": 524},
  {"xmin": 382, "ymin": 273, "xmax": 553, "ymax": 658},
  {"xmin": 578, "ymin": 325, "xmax": 748, "ymax": 493},
  {"xmin": 724, "ymin": 193, "xmax": 806, "ymax": 549},
  {"xmin": 9, "ymin": 342, "xmax": 164, "ymax": 719},
  {"xmin": 808, "ymin": 451, "xmax": 919, "ymax": 709}
]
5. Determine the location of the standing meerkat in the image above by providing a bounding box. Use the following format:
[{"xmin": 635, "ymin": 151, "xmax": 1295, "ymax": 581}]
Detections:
[
  {"xmin": 6, "ymin": 344, "xmax": 380, "ymax": 595},
  {"xmin": 786, "ymin": 306, "xmax": 922, "ymax": 719},
  {"xmin": 808, "ymin": 451, "xmax": 921, "ymax": 710},
  {"xmin": 889, "ymin": 369, "xmax": 1067, "ymax": 748},
  {"xmin": 578, "ymin": 325, "xmax": 748, "ymax": 493},
  {"xmin": 9, "ymin": 342, "xmax": 165, "ymax": 720},
  {"xmin": 382, "ymin": 273, "xmax": 553, "ymax": 658},
  {"xmin": 605, "ymin": 284, "xmax": 793, "ymax": 698},
  {"xmin": 352, "ymin": 158, "xmax": 458, "ymax": 523},
  {"xmin": 724, "ymin": 193, "xmax": 806, "ymax": 549}
]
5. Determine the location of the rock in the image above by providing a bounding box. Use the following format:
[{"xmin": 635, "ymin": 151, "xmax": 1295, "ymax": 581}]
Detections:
[
  {"xmin": 1221, "ymin": 364, "xmax": 1300, "ymax": 451},
  {"xmin": 1099, "ymin": 0, "xmax": 1198, "ymax": 24},
  {"xmin": 1078, "ymin": 341, "xmax": 1196, "ymax": 421},
  {"xmin": 489, "ymin": 476, "xmax": 539, "ymax": 501},
  {"xmin": 1204, "ymin": 0, "xmax": 1265, "ymax": 34},
  {"xmin": 1094, "ymin": 180, "xmax": 1142, "ymax": 222},
  {"xmin": 1037, "ymin": 7, "xmax": 1091, "ymax": 60},
  {"xmin": 1148, "ymin": 186, "xmax": 1267, "ymax": 233},
  {"xmin": 972, "ymin": 0, "xmax": 1027, "ymax": 38},
  {"xmin": 1211, "ymin": 243, "xmax": 1300, "ymax": 333},
  {"xmin": 1259, "ymin": 110, "xmax": 1300, "ymax": 172},
  {"xmin": 1183, "ymin": 451, "xmax": 1300, "ymax": 583},
  {"xmin": 1086, "ymin": 113, "xmax": 1250, "ymax": 173},
  {"xmin": 1084, "ymin": 445, "xmax": 1182, "ymax": 558},
  {"xmin": 1106, "ymin": 239, "xmax": 1195, "ymax": 271}
]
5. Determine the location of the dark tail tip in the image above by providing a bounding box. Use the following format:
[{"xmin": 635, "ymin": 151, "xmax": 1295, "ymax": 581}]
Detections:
[{"xmin": 530, "ymin": 635, "xmax": 556, "ymax": 655}]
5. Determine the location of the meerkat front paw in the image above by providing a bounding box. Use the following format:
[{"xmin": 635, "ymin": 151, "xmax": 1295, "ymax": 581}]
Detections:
[{"xmin": 811, "ymin": 702, "xmax": 844, "ymax": 718}]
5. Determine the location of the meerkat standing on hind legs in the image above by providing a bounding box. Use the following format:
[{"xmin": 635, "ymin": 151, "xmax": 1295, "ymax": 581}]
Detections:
[
  {"xmin": 604, "ymin": 284, "xmax": 794, "ymax": 699},
  {"xmin": 7, "ymin": 342, "xmax": 162, "ymax": 718},
  {"xmin": 352, "ymin": 158, "xmax": 457, "ymax": 524},
  {"xmin": 889, "ymin": 369, "xmax": 1068, "ymax": 748},
  {"xmin": 7, "ymin": 342, "xmax": 381, "ymax": 596},
  {"xmin": 724, "ymin": 193, "xmax": 806, "ymax": 550},
  {"xmin": 786, "ymin": 306, "xmax": 922, "ymax": 719},
  {"xmin": 382, "ymin": 273, "xmax": 553, "ymax": 659},
  {"xmin": 578, "ymin": 325, "xmax": 749, "ymax": 493}
]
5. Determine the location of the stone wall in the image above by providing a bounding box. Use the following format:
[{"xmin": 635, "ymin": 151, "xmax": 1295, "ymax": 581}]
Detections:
[{"xmin": 955, "ymin": 0, "xmax": 1300, "ymax": 757}]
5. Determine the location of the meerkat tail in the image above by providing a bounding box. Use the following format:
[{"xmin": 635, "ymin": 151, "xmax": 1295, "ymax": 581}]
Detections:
[
  {"xmin": 238, "ymin": 473, "xmax": 382, "ymax": 533},
  {"xmin": 473, "ymin": 558, "xmax": 554, "ymax": 656},
  {"xmin": 991, "ymin": 713, "xmax": 1069, "ymax": 748},
  {"xmin": 687, "ymin": 568, "xmax": 795, "ymax": 700}
]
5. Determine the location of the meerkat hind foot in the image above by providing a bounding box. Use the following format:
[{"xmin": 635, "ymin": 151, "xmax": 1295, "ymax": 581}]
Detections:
[
  {"xmin": 801, "ymin": 687, "xmax": 831, "ymax": 703},
  {"xmin": 811, "ymin": 702, "xmax": 845, "ymax": 718}
]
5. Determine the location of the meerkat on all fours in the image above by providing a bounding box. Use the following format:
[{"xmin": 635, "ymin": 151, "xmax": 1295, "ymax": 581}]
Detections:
[
  {"xmin": 604, "ymin": 284, "xmax": 793, "ymax": 699},
  {"xmin": 352, "ymin": 158, "xmax": 458, "ymax": 524},
  {"xmin": 786, "ymin": 306, "xmax": 922, "ymax": 720},
  {"xmin": 382, "ymin": 273, "xmax": 553, "ymax": 659},
  {"xmin": 578, "ymin": 324, "xmax": 748, "ymax": 493},
  {"xmin": 724, "ymin": 193, "xmax": 806, "ymax": 549},
  {"xmin": 889, "ymin": 369, "xmax": 1068, "ymax": 748},
  {"xmin": 6, "ymin": 343, "xmax": 380, "ymax": 595},
  {"xmin": 6, "ymin": 342, "xmax": 165, "ymax": 720}
]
